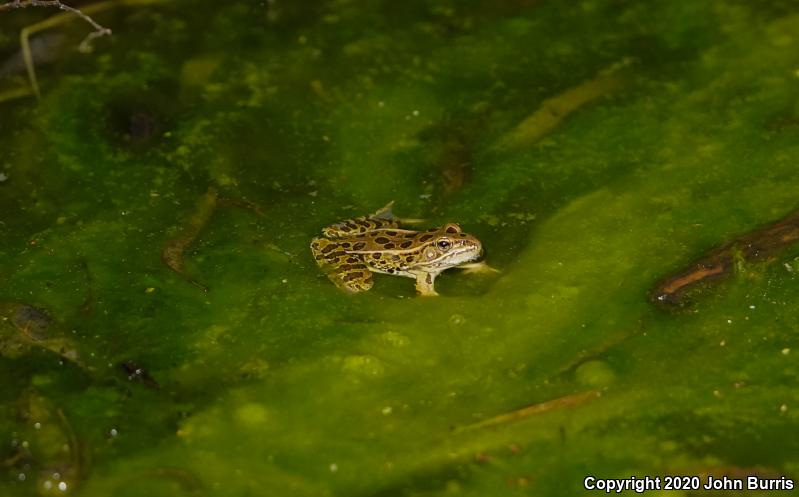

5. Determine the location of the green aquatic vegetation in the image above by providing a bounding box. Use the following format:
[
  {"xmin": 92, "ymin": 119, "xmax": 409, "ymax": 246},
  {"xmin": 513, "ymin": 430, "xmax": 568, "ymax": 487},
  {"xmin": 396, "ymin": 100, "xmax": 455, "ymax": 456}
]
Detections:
[
  {"xmin": 2, "ymin": 0, "xmax": 799, "ymax": 495},
  {"xmin": 0, "ymin": 301, "xmax": 85, "ymax": 368}
]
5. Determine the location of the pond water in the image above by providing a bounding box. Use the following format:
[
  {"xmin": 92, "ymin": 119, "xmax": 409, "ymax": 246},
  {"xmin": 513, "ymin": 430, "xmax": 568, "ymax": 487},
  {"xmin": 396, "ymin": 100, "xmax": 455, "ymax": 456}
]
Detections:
[{"xmin": 1, "ymin": 0, "xmax": 799, "ymax": 495}]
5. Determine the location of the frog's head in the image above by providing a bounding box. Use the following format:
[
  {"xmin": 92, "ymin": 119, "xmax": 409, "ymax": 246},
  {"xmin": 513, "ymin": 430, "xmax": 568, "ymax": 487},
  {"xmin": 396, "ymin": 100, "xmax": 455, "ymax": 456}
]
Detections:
[{"xmin": 415, "ymin": 223, "xmax": 482, "ymax": 271}]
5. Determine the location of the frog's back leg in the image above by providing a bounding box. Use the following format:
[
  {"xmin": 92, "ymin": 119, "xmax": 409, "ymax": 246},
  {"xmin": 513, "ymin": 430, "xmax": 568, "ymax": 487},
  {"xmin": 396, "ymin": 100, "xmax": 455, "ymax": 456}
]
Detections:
[{"xmin": 310, "ymin": 238, "xmax": 374, "ymax": 293}]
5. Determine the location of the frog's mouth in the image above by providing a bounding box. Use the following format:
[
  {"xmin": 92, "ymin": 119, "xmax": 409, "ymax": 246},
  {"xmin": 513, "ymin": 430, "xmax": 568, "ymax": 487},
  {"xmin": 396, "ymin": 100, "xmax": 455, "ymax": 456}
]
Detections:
[{"xmin": 430, "ymin": 244, "xmax": 482, "ymax": 269}]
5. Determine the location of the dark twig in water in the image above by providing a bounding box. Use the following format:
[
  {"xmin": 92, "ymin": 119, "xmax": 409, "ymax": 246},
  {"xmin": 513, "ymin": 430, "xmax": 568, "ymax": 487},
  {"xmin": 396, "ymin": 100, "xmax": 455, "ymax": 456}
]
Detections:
[
  {"xmin": 2, "ymin": 0, "xmax": 165, "ymax": 100},
  {"xmin": 651, "ymin": 208, "xmax": 799, "ymax": 307},
  {"xmin": 1, "ymin": 0, "xmax": 111, "ymax": 99},
  {"xmin": 0, "ymin": 1, "xmax": 112, "ymax": 51}
]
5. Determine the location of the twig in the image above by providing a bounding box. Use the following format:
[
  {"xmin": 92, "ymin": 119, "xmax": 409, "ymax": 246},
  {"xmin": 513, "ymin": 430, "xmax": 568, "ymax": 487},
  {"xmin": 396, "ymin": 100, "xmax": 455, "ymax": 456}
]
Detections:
[
  {"xmin": 454, "ymin": 389, "xmax": 602, "ymax": 433},
  {"xmin": 2, "ymin": 0, "xmax": 113, "ymax": 99},
  {"xmin": 1, "ymin": 1, "xmax": 112, "ymax": 51},
  {"xmin": 161, "ymin": 188, "xmax": 219, "ymax": 293}
]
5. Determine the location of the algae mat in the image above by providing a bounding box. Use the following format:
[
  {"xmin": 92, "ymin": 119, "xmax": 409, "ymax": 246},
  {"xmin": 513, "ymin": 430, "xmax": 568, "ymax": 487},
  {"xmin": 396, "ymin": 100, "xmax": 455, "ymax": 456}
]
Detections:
[{"xmin": 1, "ymin": 0, "xmax": 799, "ymax": 495}]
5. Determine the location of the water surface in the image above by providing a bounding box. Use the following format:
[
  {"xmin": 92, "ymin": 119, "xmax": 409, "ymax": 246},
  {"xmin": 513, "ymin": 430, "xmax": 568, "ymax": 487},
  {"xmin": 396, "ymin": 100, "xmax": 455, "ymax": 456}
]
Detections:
[{"xmin": 1, "ymin": 1, "xmax": 799, "ymax": 495}]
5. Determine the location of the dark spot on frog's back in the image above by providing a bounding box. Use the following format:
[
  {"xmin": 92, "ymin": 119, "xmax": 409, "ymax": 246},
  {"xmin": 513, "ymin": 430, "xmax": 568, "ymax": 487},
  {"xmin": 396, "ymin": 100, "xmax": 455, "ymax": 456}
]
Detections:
[
  {"xmin": 419, "ymin": 234, "xmax": 434, "ymax": 242},
  {"xmin": 385, "ymin": 231, "xmax": 398, "ymax": 236},
  {"xmin": 446, "ymin": 225, "xmax": 459, "ymax": 234},
  {"xmin": 321, "ymin": 243, "xmax": 337, "ymax": 254},
  {"xmin": 352, "ymin": 242, "xmax": 366, "ymax": 250},
  {"xmin": 400, "ymin": 241, "xmax": 413, "ymax": 248},
  {"xmin": 404, "ymin": 233, "xmax": 417, "ymax": 238},
  {"xmin": 384, "ymin": 243, "xmax": 396, "ymax": 249},
  {"xmin": 343, "ymin": 271, "xmax": 365, "ymax": 282},
  {"xmin": 374, "ymin": 237, "xmax": 390, "ymax": 244},
  {"xmin": 372, "ymin": 253, "xmax": 382, "ymax": 259}
]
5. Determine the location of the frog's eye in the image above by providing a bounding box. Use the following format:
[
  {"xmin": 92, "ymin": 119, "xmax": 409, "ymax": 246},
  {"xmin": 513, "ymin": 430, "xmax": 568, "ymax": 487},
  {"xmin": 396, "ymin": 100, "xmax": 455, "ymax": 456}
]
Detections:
[{"xmin": 436, "ymin": 238, "xmax": 452, "ymax": 251}]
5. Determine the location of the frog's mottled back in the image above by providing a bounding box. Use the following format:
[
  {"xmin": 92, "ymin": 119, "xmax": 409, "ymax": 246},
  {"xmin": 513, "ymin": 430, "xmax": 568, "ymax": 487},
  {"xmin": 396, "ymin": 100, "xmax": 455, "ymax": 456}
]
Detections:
[{"xmin": 320, "ymin": 202, "xmax": 398, "ymax": 238}]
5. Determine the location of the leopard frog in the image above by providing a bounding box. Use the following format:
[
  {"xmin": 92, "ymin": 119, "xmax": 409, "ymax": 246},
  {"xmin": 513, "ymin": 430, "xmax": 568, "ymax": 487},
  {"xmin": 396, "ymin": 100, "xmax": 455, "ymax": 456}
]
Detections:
[{"xmin": 310, "ymin": 203, "xmax": 483, "ymax": 296}]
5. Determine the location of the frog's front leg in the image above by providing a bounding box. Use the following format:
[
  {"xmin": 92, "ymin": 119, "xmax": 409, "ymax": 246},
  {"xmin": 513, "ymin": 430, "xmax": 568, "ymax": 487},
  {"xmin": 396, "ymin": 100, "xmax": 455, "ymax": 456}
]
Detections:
[{"xmin": 413, "ymin": 271, "xmax": 439, "ymax": 297}]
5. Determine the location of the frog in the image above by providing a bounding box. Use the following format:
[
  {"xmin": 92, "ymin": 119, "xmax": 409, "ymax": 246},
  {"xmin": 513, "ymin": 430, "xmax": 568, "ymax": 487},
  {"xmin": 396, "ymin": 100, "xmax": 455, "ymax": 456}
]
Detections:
[{"xmin": 310, "ymin": 203, "xmax": 485, "ymax": 296}]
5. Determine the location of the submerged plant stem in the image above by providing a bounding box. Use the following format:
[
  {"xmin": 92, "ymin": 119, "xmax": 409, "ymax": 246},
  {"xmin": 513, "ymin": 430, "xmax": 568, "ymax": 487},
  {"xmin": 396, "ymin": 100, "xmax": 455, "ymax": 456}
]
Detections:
[
  {"xmin": 496, "ymin": 59, "xmax": 631, "ymax": 150},
  {"xmin": 0, "ymin": 85, "xmax": 33, "ymax": 103},
  {"xmin": 456, "ymin": 389, "xmax": 601, "ymax": 433},
  {"xmin": 162, "ymin": 188, "xmax": 218, "ymax": 292}
]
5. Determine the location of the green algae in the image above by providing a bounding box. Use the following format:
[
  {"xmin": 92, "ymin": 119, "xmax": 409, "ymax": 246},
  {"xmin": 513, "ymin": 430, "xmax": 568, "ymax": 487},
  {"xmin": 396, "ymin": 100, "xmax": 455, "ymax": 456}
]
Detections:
[{"xmin": 2, "ymin": 0, "xmax": 799, "ymax": 495}]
